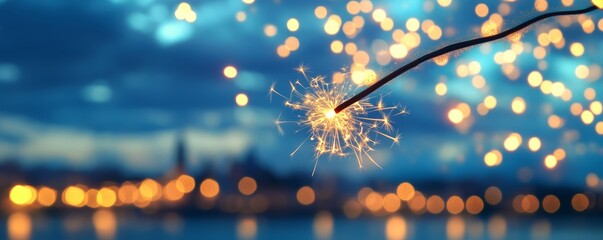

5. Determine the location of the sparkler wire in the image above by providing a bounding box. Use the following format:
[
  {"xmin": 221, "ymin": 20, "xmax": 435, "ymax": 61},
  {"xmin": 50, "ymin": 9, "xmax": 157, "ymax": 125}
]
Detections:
[{"xmin": 334, "ymin": 5, "xmax": 599, "ymax": 113}]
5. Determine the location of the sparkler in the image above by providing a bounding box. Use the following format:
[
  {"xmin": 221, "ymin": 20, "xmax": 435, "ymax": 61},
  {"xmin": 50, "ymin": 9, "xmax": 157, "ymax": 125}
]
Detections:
[
  {"xmin": 334, "ymin": 4, "xmax": 600, "ymax": 113},
  {"xmin": 272, "ymin": 66, "xmax": 404, "ymax": 175}
]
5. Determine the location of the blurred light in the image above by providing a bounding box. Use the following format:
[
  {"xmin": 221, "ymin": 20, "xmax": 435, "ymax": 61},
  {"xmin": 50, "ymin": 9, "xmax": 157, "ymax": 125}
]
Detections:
[
  {"xmin": 223, "ymin": 66, "xmax": 238, "ymax": 78},
  {"xmin": 9, "ymin": 185, "xmax": 37, "ymax": 206},
  {"xmin": 242, "ymin": 0, "xmax": 255, "ymax": 4},
  {"xmin": 488, "ymin": 215, "xmax": 507, "ymax": 239},
  {"xmin": 37, "ymin": 186, "xmax": 57, "ymax": 207},
  {"xmin": 297, "ymin": 186, "xmax": 315, "ymax": 206},
  {"xmin": 93, "ymin": 209, "xmax": 117, "ymax": 240},
  {"xmin": 465, "ymin": 195, "xmax": 484, "ymax": 215},
  {"xmin": 382, "ymin": 193, "xmax": 401, "ymax": 213},
  {"xmin": 0, "ymin": 63, "xmax": 20, "ymax": 83},
  {"xmin": 285, "ymin": 36, "xmax": 300, "ymax": 51},
  {"xmin": 8, "ymin": 212, "xmax": 31, "ymax": 240},
  {"xmin": 542, "ymin": 195, "xmax": 560, "ymax": 213},
  {"xmin": 435, "ymin": 83, "xmax": 447, "ymax": 96},
  {"xmin": 544, "ymin": 155, "xmax": 558, "ymax": 169},
  {"xmin": 139, "ymin": 179, "xmax": 161, "ymax": 200},
  {"xmin": 484, "ymin": 186, "xmax": 502, "ymax": 205},
  {"xmin": 238, "ymin": 176, "xmax": 257, "ymax": 196},
  {"xmin": 365, "ymin": 192, "xmax": 383, "ymax": 212},
  {"xmin": 570, "ymin": 42, "xmax": 585, "ymax": 56},
  {"xmin": 200, "ymin": 178, "xmax": 220, "ymax": 198},
  {"xmin": 324, "ymin": 15, "xmax": 342, "ymax": 35},
  {"xmin": 314, "ymin": 6, "xmax": 328, "ymax": 19},
  {"xmin": 63, "ymin": 186, "xmax": 86, "ymax": 207},
  {"xmin": 237, "ymin": 217, "xmax": 257, "ymax": 239},
  {"xmin": 264, "ymin": 24, "xmax": 277, "ymax": 37},
  {"xmin": 527, "ymin": 71, "xmax": 543, "ymax": 87},
  {"xmin": 155, "ymin": 22, "xmax": 193, "ymax": 45},
  {"xmin": 447, "ymin": 216, "xmax": 465, "ymax": 240},
  {"xmin": 581, "ymin": 110, "xmax": 594, "ymax": 124},
  {"xmin": 528, "ymin": 137, "xmax": 542, "ymax": 152},
  {"xmin": 97, "ymin": 187, "xmax": 117, "ymax": 208},
  {"xmin": 511, "ymin": 97, "xmax": 526, "ymax": 114},
  {"xmin": 484, "ymin": 95, "xmax": 497, "ymax": 109},
  {"xmin": 475, "ymin": 3, "xmax": 489, "ymax": 18},
  {"xmin": 521, "ymin": 194, "xmax": 539, "ymax": 214},
  {"xmin": 385, "ymin": 216, "xmax": 407, "ymax": 240},
  {"xmin": 83, "ymin": 83, "xmax": 112, "ymax": 103},
  {"xmin": 484, "ymin": 150, "xmax": 503, "ymax": 167},
  {"xmin": 503, "ymin": 133, "xmax": 522, "ymax": 152},
  {"xmin": 586, "ymin": 173, "xmax": 599, "ymax": 188},
  {"xmin": 553, "ymin": 148, "xmax": 566, "ymax": 161},
  {"xmin": 330, "ymin": 40, "xmax": 343, "ymax": 54},
  {"xmin": 343, "ymin": 200, "xmax": 362, "ymax": 218},
  {"xmin": 118, "ymin": 182, "xmax": 139, "ymax": 204},
  {"xmin": 176, "ymin": 174, "xmax": 196, "ymax": 193},
  {"xmin": 314, "ymin": 211, "xmax": 333, "ymax": 239},
  {"xmin": 235, "ymin": 93, "xmax": 249, "ymax": 107},
  {"xmin": 408, "ymin": 191, "xmax": 426, "ymax": 213},
  {"xmin": 448, "ymin": 108, "xmax": 464, "ymax": 124},
  {"xmin": 575, "ymin": 65, "xmax": 590, "ymax": 79},
  {"xmin": 389, "ymin": 44, "xmax": 408, "ymax": 59},
  {"xmin": 446, "ymin": 195, "xmax": 464, "ymax": 214},
  {"xmin": 548, "ymin": 115, "xmax": 564, "ymax": 129},
  {"xmin": 396, "ymin": 182, "xmax": 415, "ymax": 201},
  {"xmin": 164, "ymin": 180, "xmax": 184, "ymax": 201},
  {"xmin": 287, "ymin": 18, "xmax": 299, "ymax": 32},
  {"xmin": 371, "ymin": 9, "xmax": 386, "ymax": 23},
  {"xmin": 571, "ymin": 193, "xmax": 589, "ymax": 212},
  {"xmin": 426, "ymin": 195, "xmax": 445, "ymax": 214},
  {"xmin": 235, "ymin": 11, "xmax": 246, "ymax": 22},
  {"xmin": 87, "ymin": 189, "xmax": 100, "ymax": 208}
]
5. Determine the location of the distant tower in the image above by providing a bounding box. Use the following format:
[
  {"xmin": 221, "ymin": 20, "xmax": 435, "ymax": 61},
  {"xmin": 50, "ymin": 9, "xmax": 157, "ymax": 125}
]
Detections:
[{"xmin": 170, "ymin": 133, "xmax": 187, "ymax": 177}]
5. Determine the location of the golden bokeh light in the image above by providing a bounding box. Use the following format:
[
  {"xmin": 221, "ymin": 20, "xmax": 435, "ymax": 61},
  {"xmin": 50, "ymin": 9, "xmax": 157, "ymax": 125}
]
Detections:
[
  {"xmin": 37, "ymin": 186, "xmax": 57, "ymax": 207},
  {"xmin": 297, "ymin": 186, "xmax": 316, "ymax": 205},
  {"xmin": 484, "ymin": 150, "xmax": 503, "ymax": 167},
  {"xmin": 571, "ymin": 193, "xmax": 589, "ymax": 212},
  {"xmin": 200, "ymin": 178, "xmax": 220, "ymax": 198},
  {"xmin": 528, "ymin": 137, "xmax": 542, "ymax": 152},
  {"xmin": 286, "ymin": 18, "xmax": 299, "ymax": 32},
  {"xmin": 446, "ymin": 195, "xmax": 464, "ymax": 214},
  {"xmin": 63, "ymin": 186, "xmax": 86, "ymax": 207},
  {"xmin": 385, "ymin": 216, "xmax": 407, "ymax": 240},
  {"xmin": 396, "ymin": 182, "xmax": 415, "ymax": 201},
  {"xmin": 9, "ymin": 185, "xmax": 37, "ymax": 206},
  {"xmin": 235, "ymin": 93, "xmax": 249, "ymax": 107},
  {"xmin": 238, "ymin": 176, "xmax": 258, "ymax": 196}
]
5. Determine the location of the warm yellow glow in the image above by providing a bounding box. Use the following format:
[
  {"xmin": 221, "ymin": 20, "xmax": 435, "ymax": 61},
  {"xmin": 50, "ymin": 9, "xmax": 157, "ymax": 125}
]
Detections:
[
  {"xmin": 176, "ymin": 174, "xmax": 195, "ymax": 193},
  {"xmin": 235, "ymin": 11, "xmax": 246, "ymax": 22},
  {"xmin": 97, "ymin": 187, "xmax": 117, "ymax": 208},
  {"xmin": 570, "ymin": 42, "xmax": 585, "ymax": 57},
  {"xmin": 535, "ymin": 0, "xmax": 548, "ymax": 12},
  {"xmin": 277, "ymin": 45, "xmax": 291, "ymax": 58},
  {"xmin": 521, "ymin": 194, "xmax": 539, "ymax": 214},
  {"xmin": 594, "ymin": 0, "xmax": 603, "ymax": 9},
  {"xmin": 544, "ymin": 155, "xmax": 558, "ymax": 169},
  {"xmin": 511, "ymin": 97, "xmax": 526, "ymax": 114},
  {"xmin": 118, "ymin": 182, "xmax": 139, "ymax": 204},
  {"xmin": 93, "ymin": 209, "xmax": 117, "ymax": 240},
  {"xmin": 396, "ymin": 182, "xmax": 415, "ymax": 201},
  {"xmin": 139, "ymin": 179, "xmax": 161, "ymax": 200},
  {"xmin": 586, "ymin": 173, "xmax": 599, "ymax": 188},
  {"xmin": 406, "ymin": 18, "xmax": 420, "ymax": 32},
  {"xmin": 37, "ymin": 187, "xmax": 57, "ymax": 207},
  {"xmin": 435, "ymin": 83, "xmax": 447, "ymax": 96},
  {"xmin": 590, "ymin": 101, "xmax": 602, "ymax": 115},
  {"xmin": 475, "ymin": 3, "xmax": 489, "ymax": 18},
  {"xmin": 273, "ymin": 67, "xmax": 401, "ymax": 170},
  {"xmin": 200, "ymin": 178, "xmax": 220, "ymax": 198},
  {"xmin": 448, "ymin": 108, "xmax": 464, "ymax": 124},
  {"xmin": 389, "ymin": 44, "xmax": 408, "ymax": 59},
  {"xmin": 238, "ymin": 176, "xmax": 258, "ymax": 196},
  {"xmin": 63, "ymin": 186, "xmax": 86, "ymax": 207},
  {"xmin": 527, "ymin": 71, "xmax": 543, "ymax": 87},
  {"xmin": 235, "ymin": 93, "xmax": 249, "ymax": 107},
  {"xmin": 437, "ymin": 0, "xmax": 452, "ymax": 7},
  {"xmin": 548, "ymin": 115, "xmax": 564, "ymax": 129},
  {"xmin": 324, "ymin": 15, "xmax": 342, "ymax": 35},
  {"xmin": 297, "ymin": 186, "xmax": 315, "ymax": 205},
  {"xmin": 286, "ymin": 18, "xmax": 299, "ymax": 32},
  {"xmin": 314, "ymin": 211, "xmax": 334, "ymax": 239},
  {"xmin": 371, "ymin": 9, "xmax": 386, "ymax": 22},
  {"xmin": 484, "ymin": 150, "xmax": 503, "ymax": 167},
  {"xmin": 365, "ymin": 192, "xmax": 383, "ymax": 212},
  {"xmin": 314, "ymin": 6, "xmax": 327, "ymax": 19},
  {"xmin": 528, "ymin": 137, "xmax": 541, "ymax": 152},
  {"xmin": 330, "ymin": 40, "xmax": 343, "ymax": 54},
  {"xmin": 596, "ymin": 122, "xmax": 603, "ymax": 135},
  {"xmin": 264, "ymin": 24, "xmax": 277, "ymax": 37},
  {"xmin": 575, "ymin": 65, "xmax": 590, "ymax": 79},
  {"xmin": 242, "ymin": 0, "xmax": 255, "ymax": 4},
  {"xmin": 503, "ymin": 133, "xmax": 522, "ymax": 152},
  {"xmin": 164, "ymin": 180, "xmax": 184, "ymax": 201},
  {"xmin": 8, "ymin": 212, "xmax": 31, "ymax": 240},
  {"xmin": 382, "ymin": 193, "xmax": 401, "ymax": 213},
  {"xmin": 10, "ymin": 185, "xmax": 37, "ymax": 206},
  {"xmin": 285, "ymin": 36, "xmax": 300, "ymax": 51},
  {"xmin": 223, "ymin": 66, "xmax": 237, "ymax": 79},
  {"xmin": 237, "ymin": 217, "xmax": 258, "ymax": 239},
  {"xmin": 553, "ymin": 148, "xmax": 566, "ymax": 161},
  {"xmin": 325, "ymin": 109, "xmax": 337, "ymax": 119},
  {"xmin": 484, "ymin": 95, "xmax": 497, "ymax": 109},
  {"xmin": 385, "ymin": 216, "xmax": 407, "ymax": 240},
  {"xmin": 581, "ymin": 110, "xmax": 594, "ymax": 124}
]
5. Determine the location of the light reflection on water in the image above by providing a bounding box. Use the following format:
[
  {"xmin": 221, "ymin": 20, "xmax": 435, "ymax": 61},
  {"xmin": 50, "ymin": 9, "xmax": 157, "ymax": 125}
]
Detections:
[{"xmin": 2, "ymin": 212, "xmax": 602, "ymax": 240}]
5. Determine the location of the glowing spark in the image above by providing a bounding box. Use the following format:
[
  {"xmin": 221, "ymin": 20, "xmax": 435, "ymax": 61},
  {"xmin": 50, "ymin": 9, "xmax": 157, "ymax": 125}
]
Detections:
[{"xmin": 274, "ymin": 66, "xmax": 404, "ymax": 174}]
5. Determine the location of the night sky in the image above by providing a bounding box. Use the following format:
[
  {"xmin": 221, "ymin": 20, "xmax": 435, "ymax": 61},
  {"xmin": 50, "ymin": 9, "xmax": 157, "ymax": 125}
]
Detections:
[{"xmin": 0, "ymin": 0, "xmax": 602, "ymax": 188}]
